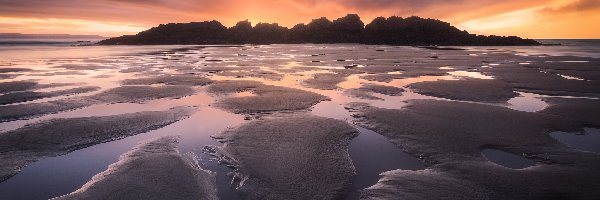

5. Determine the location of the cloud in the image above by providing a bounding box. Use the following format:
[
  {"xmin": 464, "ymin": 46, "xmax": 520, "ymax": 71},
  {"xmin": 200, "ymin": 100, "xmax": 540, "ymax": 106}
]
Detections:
[
  {"xmin": 0, "ymin": 0, "xmax": 597, "ymax": 38},
  {"xmin": 0, "ymin": 0, "xmax": 554, "ymax": 25},
  {"xmin": 540, "ymin": 0, "xmax": 600, "ymax": 13},
  {"xmin": 0, "ymin": 16, "xmax": 145, "ymax": 36}
]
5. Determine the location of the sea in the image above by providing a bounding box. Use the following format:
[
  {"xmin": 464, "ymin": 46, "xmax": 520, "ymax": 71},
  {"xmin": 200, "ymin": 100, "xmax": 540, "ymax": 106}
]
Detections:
[{"xmin": 1, "ymin": 38, "xmax": 599, "ymax": 60}]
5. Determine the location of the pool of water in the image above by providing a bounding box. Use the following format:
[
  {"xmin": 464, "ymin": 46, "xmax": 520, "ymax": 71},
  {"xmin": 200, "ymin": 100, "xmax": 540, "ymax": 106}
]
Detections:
[
  {"xmin": 550, "ymin": 128, "xmax": 600, "ymax": 154},
  {"xmin": 481, "ymin": 149, "xmax": 536, "ymax": 169}
]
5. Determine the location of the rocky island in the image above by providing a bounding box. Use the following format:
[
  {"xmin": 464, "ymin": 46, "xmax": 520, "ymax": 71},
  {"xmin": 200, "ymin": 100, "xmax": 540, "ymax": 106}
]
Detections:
[{"xmin": 99, "ymin": 14, "xmax": 540, "ymax": 46}]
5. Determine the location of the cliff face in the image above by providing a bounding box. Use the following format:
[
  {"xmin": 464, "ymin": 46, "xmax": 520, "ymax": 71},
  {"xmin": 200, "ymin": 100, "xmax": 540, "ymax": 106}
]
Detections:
[{"xmin": 99, "ymin": 14, "xmax": 540, "ymax": 46}]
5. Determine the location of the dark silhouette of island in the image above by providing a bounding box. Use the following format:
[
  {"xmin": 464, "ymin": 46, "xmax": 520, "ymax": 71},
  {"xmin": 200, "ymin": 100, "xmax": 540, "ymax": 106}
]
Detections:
[{"xmin": 99, "ymin": 14, "xmax": 540, "ymax": 46}]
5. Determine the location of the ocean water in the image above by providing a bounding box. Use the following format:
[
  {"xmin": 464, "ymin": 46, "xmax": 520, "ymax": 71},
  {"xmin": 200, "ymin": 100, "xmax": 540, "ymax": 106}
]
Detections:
[{"xmin": 0, "ymin": 39, "xmax": 598, "ymax": 200}]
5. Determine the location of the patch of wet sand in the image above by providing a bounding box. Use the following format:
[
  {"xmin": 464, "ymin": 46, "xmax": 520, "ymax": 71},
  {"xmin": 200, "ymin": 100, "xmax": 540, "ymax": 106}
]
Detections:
[
  {"xmin": 217, "ymin": 69, "xmax": 284, "ymax": 81},
  {"xmin": 362, "ymin": 169, "xmax": 488, "ymax": 200},
  {"xmin": 0, "ymin": 86, "xmax": 100, "ymax": 105},
  {"xmin": 0, "ymin": 74, "xmax": 20, "ymax": 79},
  {"xmin": 345, "ymin": 84, "xmax": 404, "ymax": 100},
  {"xmin": 349, "ymin": 100, "xmax": 600, "ymax": 199},
  {"xmin": 409, "ymin": 79, "xmax": 518, "ymax": 103},
  {"xmin": 121, "ymin": 74, "xmax": 213, "ymax": 86},
  {"xmin": 487, "ymin": 67, "xmax": 600, "ymax": 97},
  {"xmin": 207, "ymin": 114, "xmax": 358, "ymax": 200},
  {"xmin": 363, "ymin": 158, "xmax": 600, "ymax": 200},
  {"xmin": 0, "ymin": 85, "xmax": 195, "ymax": 122},
  {"xmin": 302, "ymin": 73, "xmax": 348, "ymax": 90},
  {"xmin": 0, "ymin": 68, "xmax": 32, "ymax": 73},
  {"xmin": 53, "ymin": 136, "xmax": 217, "ymax": 200},
  {"xmin": 542, "ymin": 98, "xmax": 600, "ymax": 127},
  {"xmin": 347, "ymin": 100, "xmax": 580, "ymax": 162},
  {"xmin": 208, "ymin": 80, "xmax": 328, "ymax": 114},
  {"xmin": 0, "ymin": 107, "xmax": 195, "ymax": 182}
]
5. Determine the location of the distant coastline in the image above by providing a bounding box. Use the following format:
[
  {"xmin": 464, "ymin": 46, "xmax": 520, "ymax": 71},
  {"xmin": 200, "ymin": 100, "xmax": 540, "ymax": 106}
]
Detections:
[
  {"xmin": 0, "ymin": 33, "xmax": 105, "ymax": 46},
  {"xmin": 99, "ymin": 14, "xmax": 540, "ymax": 46},
  {"xmin": 0, "ymin": 33, "xmax": 105, "ymax": 40}
]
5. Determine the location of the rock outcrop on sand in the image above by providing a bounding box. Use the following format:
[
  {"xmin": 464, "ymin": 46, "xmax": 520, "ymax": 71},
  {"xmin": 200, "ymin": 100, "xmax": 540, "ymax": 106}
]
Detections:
[
  {"xmin": 53, "ymin": 136, "xmax": 217, "ymax": 200},
  {"xmin": 207, "ymin": 114, "xmax": 358, "ymax": 200},
  {"xmin": 99, "ymin": 14, "xmax": 539, "ymax": 46},
  {"xmin": 0, "ymin": 107, "xmax": 196, "ymax": 182}
]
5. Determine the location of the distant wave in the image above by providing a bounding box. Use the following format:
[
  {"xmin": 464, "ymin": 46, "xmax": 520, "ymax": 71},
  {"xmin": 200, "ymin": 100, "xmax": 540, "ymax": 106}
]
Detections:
[
  {"xmin": 0, "ymin": 39, "xmax": 100, "ymax": 46},
  {"xmin": 536, "ymin": 39, "xmax": 600, "ymax": 46}
]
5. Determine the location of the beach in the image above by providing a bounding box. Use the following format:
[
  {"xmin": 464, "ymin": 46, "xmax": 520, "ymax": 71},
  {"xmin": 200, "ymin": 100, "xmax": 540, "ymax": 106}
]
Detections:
[{"xmin": 1, "ymin": 42, "xmax": 600, "ymax": 199}]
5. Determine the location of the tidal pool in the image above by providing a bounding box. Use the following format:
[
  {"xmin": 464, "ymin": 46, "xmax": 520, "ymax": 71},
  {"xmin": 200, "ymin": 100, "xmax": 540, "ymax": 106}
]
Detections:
[
  {"xmin": 550, "ymin": 128, "xmax": 600, "ymax": 153},
  {"xmin": 481, "ymin": 149, "xmax": 536, "ymax": 169}
]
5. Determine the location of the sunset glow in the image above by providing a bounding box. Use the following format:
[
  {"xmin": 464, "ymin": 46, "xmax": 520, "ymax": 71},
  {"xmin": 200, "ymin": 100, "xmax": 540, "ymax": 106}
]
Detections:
[{"xmin": 0, "ymin": 0, "xmax": 599, "ymax": 38}]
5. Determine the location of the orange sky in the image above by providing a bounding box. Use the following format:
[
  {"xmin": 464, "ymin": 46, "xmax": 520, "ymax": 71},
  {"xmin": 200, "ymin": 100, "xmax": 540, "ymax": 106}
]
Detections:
[{"xmin": 0, "ymin": 0, "xmax": 598, "ymax": 38}]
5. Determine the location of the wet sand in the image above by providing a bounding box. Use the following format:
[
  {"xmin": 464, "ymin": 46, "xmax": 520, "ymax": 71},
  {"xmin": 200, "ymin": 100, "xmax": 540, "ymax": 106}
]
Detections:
[
  {"xmin": 409, "ymin": 79, "xmax": 518, "ymax": 103},
  {"xmin": 207, "ymin": 114, "xmax": 358, "ymax": 199},
  {"xmin": 0, "ymin": 85, "xmax": 195, "ymax": 122},
  {"xmin": 208, "ymin": 80, "xmax": 328, "ymax": 115},
  {"xmin": 0, "ymin": 107, "xmax": 195, "ymax": 182},
  {"xmin": 0, "ymin": 44, "xmax": 599, "ymax": 200},
  {"xmin": 53, "ymin": 136, "xmax": 217, "ymax": 200},
  {"xmin": 0, "ymin": 86, "xmax": 100, "ymax": 105}
]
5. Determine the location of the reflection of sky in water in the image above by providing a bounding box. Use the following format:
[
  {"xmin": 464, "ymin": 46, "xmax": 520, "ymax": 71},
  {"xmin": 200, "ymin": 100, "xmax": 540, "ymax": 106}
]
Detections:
[
  {"xmin": 447, "ymin": 70, "xmax": 494, "ymax": 80},
  {"xmin": 311, "ymin": 100, "xmax": 424, "ymax": 200},
  {"xmin": 550, "ymin": 128, "xmax": 600, "ymax": 154},
  {"xmin": 507, "ymin": 92, "xmax": 548, "ymax": 112},
  {"xmin": 481, "ymin": 149, "xmax": 536, "ymax": 169},
  {"xmin": 465, "ymin": 44, "xmax": 600, "ymax": 58},
  {"xmin": 0, "ymin": 105, "xmax": 246, "ymax": 200},
  {"xmin": 558, "ymin": 74, "xmax": 585, "ymax": 81}
]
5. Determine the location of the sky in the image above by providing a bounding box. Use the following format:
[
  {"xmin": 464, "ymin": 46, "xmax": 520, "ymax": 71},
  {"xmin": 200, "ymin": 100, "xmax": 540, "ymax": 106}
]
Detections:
[{"xmin": 0, "ymin": 0, "xmax": 598, "ymax": 38}]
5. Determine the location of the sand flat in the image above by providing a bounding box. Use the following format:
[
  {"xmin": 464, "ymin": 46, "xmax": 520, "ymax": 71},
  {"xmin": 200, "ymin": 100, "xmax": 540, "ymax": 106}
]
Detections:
[
  {"xmin": 0, "ymin": 85, "xmax": 195, "ymax": 122},
  {"xmin": 209, "ymin": 114, "xmax": 358, "ymax": 199},
  {"xmin": 53, "ymin": 136, "xmax": 217, "ymax": 200},
  {"xmin": 409, "ymin": 79, "xmax": 518, "ymax": 103},
  {"xmin": 208, "ymin": 80, "xmax": 328, "ymax": 114},
  {"xmin": 348, "ymin": 100, "xmax": 600, "ymax": 199},
  {"xmin": 0, "ymin": 107, "xmax": 196, "ymax": 182},
  {"xmin": 0, "ymin": 86, "xmax": 100, "ymax": 105}
]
